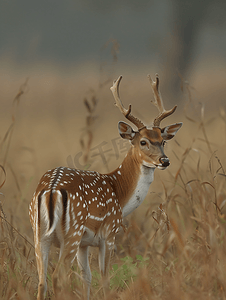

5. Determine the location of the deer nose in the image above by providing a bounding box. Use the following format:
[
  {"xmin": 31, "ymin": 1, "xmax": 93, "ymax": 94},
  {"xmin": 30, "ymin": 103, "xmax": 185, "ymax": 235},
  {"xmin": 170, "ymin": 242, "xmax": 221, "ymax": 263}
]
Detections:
[{"xmin": 159, "ymin": 156, "xmax": 170, "ymax": 167}]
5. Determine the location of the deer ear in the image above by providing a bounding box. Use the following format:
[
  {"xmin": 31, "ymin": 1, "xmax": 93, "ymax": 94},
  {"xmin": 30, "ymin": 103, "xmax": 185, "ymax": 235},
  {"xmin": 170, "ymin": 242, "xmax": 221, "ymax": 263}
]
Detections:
[
  {"xmin": 161, "ymin": 122, "xmax": 182, "ymax": 140},
  {"xmin": 118, "ymin": 121, "xmax": 136, "ymax": 140}
]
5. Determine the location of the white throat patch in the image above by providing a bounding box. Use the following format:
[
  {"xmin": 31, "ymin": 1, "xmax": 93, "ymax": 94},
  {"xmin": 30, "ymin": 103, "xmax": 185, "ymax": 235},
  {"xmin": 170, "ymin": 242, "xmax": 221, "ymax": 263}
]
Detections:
[{"xmin": 122, "ymin": 166, "xmax": 155, "ymax": 217}]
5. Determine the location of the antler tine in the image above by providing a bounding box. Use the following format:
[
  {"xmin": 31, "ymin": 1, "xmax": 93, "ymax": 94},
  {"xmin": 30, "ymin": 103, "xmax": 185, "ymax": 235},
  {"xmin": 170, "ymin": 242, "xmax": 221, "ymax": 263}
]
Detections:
[
  {"xmin": 110, "ymin": 76, "xmax": 146, "ymax": 131},
  {"xmin": 147, "ymin": 74, "xmax": 177, "ymax": 127}
]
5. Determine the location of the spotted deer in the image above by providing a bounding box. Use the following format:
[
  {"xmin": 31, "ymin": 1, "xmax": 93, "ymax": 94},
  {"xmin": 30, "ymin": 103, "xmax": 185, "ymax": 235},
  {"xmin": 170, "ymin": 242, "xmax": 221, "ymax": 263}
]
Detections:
[{"xmin": 29, "ymin": 74, "xmax": 182, "ymax": 300}]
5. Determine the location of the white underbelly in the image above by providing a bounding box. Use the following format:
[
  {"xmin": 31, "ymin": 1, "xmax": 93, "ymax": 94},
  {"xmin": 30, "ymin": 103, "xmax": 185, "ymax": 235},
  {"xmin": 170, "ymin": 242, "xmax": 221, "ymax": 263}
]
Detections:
[{"xmin": 80, "ymin": 227, "xmax": 101, "ymax": 247}]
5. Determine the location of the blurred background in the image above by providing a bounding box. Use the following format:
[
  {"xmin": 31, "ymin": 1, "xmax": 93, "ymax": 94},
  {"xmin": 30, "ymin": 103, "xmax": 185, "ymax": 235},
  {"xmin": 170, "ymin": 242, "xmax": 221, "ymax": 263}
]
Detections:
[
  {"xmin": 1, "ymin": 2, "xmax": 226, "ymax": 298},
  {"xmin": 0, "ymin": 0, "xmax": 226, "ymax": 232},
  {"xmin": 1, "ymin": 0, "xmax": 226, "ymax": 99}
]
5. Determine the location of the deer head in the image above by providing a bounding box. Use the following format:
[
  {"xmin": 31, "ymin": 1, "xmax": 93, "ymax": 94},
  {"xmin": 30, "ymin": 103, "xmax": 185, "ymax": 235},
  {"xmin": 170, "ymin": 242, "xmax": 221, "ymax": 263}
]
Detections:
[{"xmin": 110, "ymin": 75, "xmax": 182, "ymax": 170}]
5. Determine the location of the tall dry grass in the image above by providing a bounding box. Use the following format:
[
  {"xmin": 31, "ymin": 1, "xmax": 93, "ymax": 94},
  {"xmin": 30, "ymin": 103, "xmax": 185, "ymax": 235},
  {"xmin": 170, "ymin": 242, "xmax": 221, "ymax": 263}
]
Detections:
[{"xmin": 0, "ymin": 55, "xmax": 226, "ymax": 299}]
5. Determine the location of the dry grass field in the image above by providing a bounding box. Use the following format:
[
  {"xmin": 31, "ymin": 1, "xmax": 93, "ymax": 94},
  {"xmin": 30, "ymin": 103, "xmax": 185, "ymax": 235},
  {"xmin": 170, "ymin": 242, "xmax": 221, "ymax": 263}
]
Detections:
[{"xmin": 1, "ymin": 63, "xmax": 226, "ymax": 300}]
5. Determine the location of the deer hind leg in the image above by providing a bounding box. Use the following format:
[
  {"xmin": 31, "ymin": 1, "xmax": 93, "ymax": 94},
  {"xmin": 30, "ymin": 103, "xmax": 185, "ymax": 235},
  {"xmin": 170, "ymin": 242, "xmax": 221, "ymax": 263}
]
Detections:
[
  {"xmin": 35, "ymin": 234, "xmax": 53, "ymax": 300},
  {"xmin": 77, "ymin": 245, "xmax": 92, "ymax": 300},
  {"xmin": 51, "ymin": 231, "xmax": 85, "ymax": 297},
  {"xmin": 51, "ymin": 238, "xmax": 65, "ymax": 295},
  {"xmin": 99, "ymin": 237, "xmax": 115, "ymax": 298}
]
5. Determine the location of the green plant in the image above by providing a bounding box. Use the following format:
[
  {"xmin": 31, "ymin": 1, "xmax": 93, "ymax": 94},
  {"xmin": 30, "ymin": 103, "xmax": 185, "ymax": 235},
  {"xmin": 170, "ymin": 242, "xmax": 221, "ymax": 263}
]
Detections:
[{"xmin": 109, "ymin": 255, "xmax": 150, "ymax": 290}]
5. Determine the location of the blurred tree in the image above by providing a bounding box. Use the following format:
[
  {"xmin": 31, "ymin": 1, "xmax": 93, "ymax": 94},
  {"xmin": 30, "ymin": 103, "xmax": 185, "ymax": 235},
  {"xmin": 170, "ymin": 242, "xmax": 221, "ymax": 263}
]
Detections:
[{"xmin": 160, "ymin": 0, "xmax": 226, "ymax": 102}]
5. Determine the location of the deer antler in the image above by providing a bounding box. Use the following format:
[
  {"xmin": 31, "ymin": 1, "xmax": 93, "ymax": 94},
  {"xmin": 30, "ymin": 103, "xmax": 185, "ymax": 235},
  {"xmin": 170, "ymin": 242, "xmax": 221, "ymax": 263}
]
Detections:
[
  {"xmin": 148, "ymin": 74, "xmax": 177, "ymax": 127},
  {"xmin": 110, "ymin": 76, "xmax": 146, "ymax": 131}
]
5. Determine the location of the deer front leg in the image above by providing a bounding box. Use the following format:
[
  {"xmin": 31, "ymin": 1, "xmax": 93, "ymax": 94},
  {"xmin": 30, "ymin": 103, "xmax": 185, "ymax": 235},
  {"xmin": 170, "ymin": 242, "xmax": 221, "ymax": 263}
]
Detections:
[
  {"xmin": 77, "ymin": 245, "xmax": 92, "ymax": 300},
  {"xmin": 99, "ymin": 237, "xmax": 115, "ymax": 298}
]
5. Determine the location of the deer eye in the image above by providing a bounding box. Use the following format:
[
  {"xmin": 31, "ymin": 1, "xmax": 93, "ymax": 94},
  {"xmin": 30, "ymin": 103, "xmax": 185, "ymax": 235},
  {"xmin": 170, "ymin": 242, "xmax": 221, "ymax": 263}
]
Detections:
[{"xmin": 140, "ymin": 140, "xmax": 147, "ymax": 146}]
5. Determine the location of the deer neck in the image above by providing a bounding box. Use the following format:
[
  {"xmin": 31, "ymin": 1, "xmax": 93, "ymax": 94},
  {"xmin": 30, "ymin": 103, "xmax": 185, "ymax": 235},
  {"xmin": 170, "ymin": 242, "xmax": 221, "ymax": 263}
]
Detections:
[{"xmin": 107, "ymin": 146, "xmax": 155, "ymax": 217}]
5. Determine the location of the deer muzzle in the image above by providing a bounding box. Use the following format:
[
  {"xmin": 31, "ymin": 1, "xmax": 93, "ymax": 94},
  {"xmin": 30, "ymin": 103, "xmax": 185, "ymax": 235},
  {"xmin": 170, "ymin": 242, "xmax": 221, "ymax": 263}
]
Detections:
[{"xmin": 159, "ymin": 156, "xmax": 170, "ymax": 168}]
